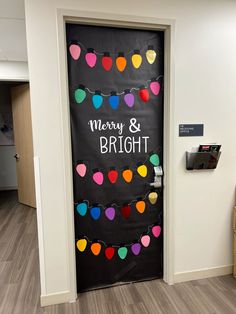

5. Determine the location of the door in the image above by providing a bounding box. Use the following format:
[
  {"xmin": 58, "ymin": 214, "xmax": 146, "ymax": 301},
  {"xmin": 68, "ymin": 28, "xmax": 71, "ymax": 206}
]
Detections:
[
  {"xmin": 11, "ymin": 84, "xmax": 36, "ymax": 208},
  {"xmin": 66, "ymin": 24, "xmax": 164, "ymax": 292}
]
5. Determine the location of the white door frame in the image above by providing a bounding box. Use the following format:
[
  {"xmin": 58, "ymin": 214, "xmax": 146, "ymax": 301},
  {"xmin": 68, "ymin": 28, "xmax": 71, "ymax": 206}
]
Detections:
[{"xmin": 56, "ymin": 10, "xmax": 175, "ymax": 301}]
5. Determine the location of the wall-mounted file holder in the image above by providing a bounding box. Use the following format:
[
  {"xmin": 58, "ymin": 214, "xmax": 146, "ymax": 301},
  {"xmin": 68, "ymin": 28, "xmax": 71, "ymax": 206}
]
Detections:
[{"xmin": 186, "ymin": 151, "xmax": 221, "ymax": 170}]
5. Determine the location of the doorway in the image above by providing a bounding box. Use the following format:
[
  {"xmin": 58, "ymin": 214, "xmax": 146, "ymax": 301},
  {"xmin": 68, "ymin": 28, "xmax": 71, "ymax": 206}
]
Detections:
[
  {"xmin": 0, "ymin": 81, "xmax": 36, "ymax": 208},
  {"xmin": 66, "ymin": 23, "xmax": 164, "ymax": 292}
]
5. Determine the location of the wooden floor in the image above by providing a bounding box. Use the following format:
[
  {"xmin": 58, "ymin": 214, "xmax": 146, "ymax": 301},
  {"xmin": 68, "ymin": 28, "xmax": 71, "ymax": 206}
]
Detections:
[{"xmin": 0, "ymin": 191, "xmax": 236, "ymax": 314}]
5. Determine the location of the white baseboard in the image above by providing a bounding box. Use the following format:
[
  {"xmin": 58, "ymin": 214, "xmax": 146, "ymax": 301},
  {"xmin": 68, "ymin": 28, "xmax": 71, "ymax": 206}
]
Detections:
[
  {"xmin": 41, "ymin": 291, "xmax": 75, "ymax": 307},
  {"xmin": 174, "ymin": 265, "xmax": 233, "ymax": 283},
  {"xmin": 0, "ymin": 186, "xmax": 17, "ymax": 191},
  {"xmin": 40, "ymin": 266, "xmax": 233, "ymax": 306}
]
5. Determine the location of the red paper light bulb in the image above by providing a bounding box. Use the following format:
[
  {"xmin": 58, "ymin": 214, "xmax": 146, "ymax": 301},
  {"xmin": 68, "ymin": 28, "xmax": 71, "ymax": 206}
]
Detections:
[
  {"xmin": 105, "ymin": 246, "xmax": 115, "ymax": 260},
  {"xmin": 102, "ymin": 52, "xmax": 113, "ymax": 71},
  {"xmin": 121, "ymin": 204, "xmax": 131, "ymax": 219},
  {"xmin": 139, "ymin": 86, "xmax": 150, "ymax": 102},
  {"xmin": 107, "ymin": 167, "xmax": 118, "ymax": 184}
]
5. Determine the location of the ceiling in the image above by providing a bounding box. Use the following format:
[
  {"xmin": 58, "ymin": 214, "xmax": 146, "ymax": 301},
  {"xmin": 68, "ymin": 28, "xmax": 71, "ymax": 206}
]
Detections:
[{"xmin": 0, "ymin": 0, "xmax": 27, "ymax": 62}]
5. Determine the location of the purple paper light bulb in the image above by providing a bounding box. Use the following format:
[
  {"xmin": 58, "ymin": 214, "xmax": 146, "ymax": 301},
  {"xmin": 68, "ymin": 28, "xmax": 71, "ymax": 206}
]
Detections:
[
  {"xmin": 131, "ymin": 243, "xmax": 141, "ymax": 256},
  {"xmin": 105, "ymin": 207, "xmax": 116, "ymax": 221},
  {"xmin": 124, "ymin": 90, "xmax": 135, "ymax": 108}
]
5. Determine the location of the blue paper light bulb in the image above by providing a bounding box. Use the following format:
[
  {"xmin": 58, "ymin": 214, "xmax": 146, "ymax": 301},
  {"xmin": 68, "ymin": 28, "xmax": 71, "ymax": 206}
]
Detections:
[
  {"xmin": 109, "ymin": 92, "xmax": 119, "ymax": 110},
  {"xmin": 76, "ymin": 202, "xmax": 87, "ymax": 216},
  {"xmin": 92, "ymin": 91, "xmax": 103, "ymax": 109},
  {"xmin": 90, "ymin": 205, "xmax": 101, "ymax": 220}
]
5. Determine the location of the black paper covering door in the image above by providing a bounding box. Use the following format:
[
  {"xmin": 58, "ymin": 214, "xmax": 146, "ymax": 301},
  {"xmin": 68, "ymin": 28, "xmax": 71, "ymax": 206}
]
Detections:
[{"xmin": 66, "ymin": 23, "xmax": 164, "ymax": 292}]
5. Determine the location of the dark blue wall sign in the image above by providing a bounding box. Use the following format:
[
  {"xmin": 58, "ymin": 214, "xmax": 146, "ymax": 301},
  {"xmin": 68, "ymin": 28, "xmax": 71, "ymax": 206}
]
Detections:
[{"xmin": 179, "ymin": 124, "xmax": 204, "ymax": 137}]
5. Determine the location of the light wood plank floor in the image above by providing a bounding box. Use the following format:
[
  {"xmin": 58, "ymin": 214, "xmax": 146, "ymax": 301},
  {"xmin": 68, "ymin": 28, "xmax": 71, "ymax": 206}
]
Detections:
[{"xmin": 0, "ymin": 190, "xmax": 236, "ymax": 314}]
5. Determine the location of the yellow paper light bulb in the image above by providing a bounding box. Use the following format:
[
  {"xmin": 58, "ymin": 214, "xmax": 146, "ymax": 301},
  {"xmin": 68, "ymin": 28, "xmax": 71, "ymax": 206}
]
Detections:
[
  {"xmin": 148, "ymin": 192, "xmax": 158, "ymax": 205},
  {"xmin": 77, "ymin": 239, "xmax": 87, "ymax": 252},
  {"xmin": 146, "ymin": 45, "xmax": 156, "ymax": 64},
  {"xmin": 137, "ymin": 164, "xmax": 148, "ymax": 177},
  {"xmin": 131, "ymin": 50, "xmax": 142, "ymax": 69}
]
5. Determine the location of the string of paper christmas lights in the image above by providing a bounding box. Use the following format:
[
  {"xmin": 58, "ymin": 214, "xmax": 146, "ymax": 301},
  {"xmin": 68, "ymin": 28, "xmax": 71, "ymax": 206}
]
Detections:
[
  {"xmin": 76, "ymin": 152, "xmax": 160, "ymax": 185},
  {"xmin": 75, "ymin": 190, "xmax": 159, "ymax": 220},
  {"xmin": 76, "ymin": 223, "xmax": 162, "ymax": 259},
  {"xmin": 69, "ymin": 41, "xmax": 159, "ymax": 71},
  {"xmin": 73, "ymin": 76, "xmax": 163, "ymax": 109}
]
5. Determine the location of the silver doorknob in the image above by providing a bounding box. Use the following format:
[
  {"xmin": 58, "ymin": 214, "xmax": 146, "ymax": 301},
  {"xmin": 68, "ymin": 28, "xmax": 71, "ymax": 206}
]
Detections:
[
  {"xmin": 150, "ymin": 166, "xmax": 163, "ymax": 188},
  {"xmin": 14, "ymin": 153, "xmax": 20, "ymax": 160}
]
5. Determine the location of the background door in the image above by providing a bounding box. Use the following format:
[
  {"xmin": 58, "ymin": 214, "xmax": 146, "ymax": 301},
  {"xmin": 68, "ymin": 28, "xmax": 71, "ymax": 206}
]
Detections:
[
  {"xmin": 11, "ymin": 84, "xmax": 36, "ymax": 208},
  {"xmin": 66, "ymin": 24, "xmax": 164, "ymax": 292}
]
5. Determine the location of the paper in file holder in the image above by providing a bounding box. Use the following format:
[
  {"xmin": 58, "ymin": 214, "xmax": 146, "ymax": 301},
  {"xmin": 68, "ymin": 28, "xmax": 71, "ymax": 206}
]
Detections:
[{"xmin": 186, "ymin": 151, "xmax": 221, "ymax": 170}]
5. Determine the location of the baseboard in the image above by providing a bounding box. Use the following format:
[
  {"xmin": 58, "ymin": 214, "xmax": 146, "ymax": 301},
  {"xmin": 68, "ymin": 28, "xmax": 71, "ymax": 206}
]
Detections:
[
  {"xmin": 41, "ymin": 291, "xmax": 75, "ymax": 306},
  {"xmin": 0, "ymin": 186, "xmax": 17, "ymax": 191},
  {"xmin": 174, "ymin": 264, "xmax": 233, "ymax": 283},
  {"xmin": 40, "ymin": 266, "xmax": 233, "ymax": 305}
]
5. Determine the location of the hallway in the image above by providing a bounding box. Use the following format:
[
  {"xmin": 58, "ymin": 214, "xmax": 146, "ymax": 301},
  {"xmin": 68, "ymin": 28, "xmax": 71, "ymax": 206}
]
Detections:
[{"xmin": 0, "ymin": 191, "xmax": 236, "ymax": 314}]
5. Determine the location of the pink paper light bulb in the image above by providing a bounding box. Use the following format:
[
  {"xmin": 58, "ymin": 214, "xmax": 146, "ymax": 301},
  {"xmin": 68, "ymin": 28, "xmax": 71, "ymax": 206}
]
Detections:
[
  {"xmin": 152, "ymin": 226, "xmax": 161, "ymax": 238},
  {"xmin": 76, "ymin": 163, "xmax": 86, "ymax": 177},
  {"xmin": 85, "ymin": 48, "xmax": 97, "ymax": 68},
  {"xmin": 69, "ymin": 44, "xmax": 81, "ymax": 60},
  {"xmin": 92, "ymin": 169, "xmax": 104, "ymax": 185},
  {"xmin": 141, "ymin": 235, "xmax": 150, "ymax": 247},
  {"xmin": 150, "ymin": 80, "xmax": 160, "ymax": 96}
]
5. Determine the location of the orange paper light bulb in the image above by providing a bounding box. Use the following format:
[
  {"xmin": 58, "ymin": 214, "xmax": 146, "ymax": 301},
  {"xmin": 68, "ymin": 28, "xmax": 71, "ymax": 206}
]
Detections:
[
  {"xmin": 135, "ymin": 200, "xmax": 146, "ymax": 214},
  {"xmin": 91, "ymin": 242, "xmax": 102, "ymax": 256},
  {"xmin": 122, "ymin": 168, "xmax": 133, "ymax": 183},
  {"xmin": 116, "ymin": 52, "xmax": 127, "ymax": 72}
]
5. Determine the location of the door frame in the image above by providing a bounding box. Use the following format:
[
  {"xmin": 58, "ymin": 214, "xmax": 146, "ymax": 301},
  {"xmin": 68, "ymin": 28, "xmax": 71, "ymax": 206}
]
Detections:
[{"xmin": 56, "ymin": 10, "xmax": 175, "ymax": 301}]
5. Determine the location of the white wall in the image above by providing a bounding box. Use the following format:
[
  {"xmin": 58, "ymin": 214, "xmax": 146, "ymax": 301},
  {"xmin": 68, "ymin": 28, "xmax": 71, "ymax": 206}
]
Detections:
[
  {"xmin": 0, "ymin": 0, "xmax": 27, "ymax": 189},
  {"xmin": 0, "ymin": 0, "xmax": 28, "ymax": 81},
  {"xmin": 24, "ymin": 0, "xmax": 236, "ymax": 304},
  {"xmin": 0, "ymin": 0, "xmax": 27, "ymax": 62}
]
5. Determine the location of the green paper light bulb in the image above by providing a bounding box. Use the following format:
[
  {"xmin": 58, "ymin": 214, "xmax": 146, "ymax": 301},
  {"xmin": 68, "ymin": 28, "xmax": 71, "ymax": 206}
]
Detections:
[
  {"xmin": 75, "ymin": 85, "xmax": 86, "ymax": 104},
  {"xmin": 118, "ymin": 247, "xmax": 128, "ymax": 260},
  {"xmin": 149, "ymin": 153, "xmax": 159, "ymax": 166}
]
